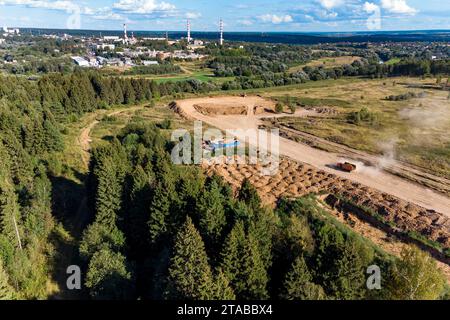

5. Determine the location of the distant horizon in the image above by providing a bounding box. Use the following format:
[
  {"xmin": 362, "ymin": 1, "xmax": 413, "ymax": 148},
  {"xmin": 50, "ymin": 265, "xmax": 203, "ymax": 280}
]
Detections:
[
  {"xmin": 9, "ymin": 26, "xmax": 450, "ymax": 35},
  {"xmin": 1, "ymin": 1, "xmax": 449, "ymax": 33}
]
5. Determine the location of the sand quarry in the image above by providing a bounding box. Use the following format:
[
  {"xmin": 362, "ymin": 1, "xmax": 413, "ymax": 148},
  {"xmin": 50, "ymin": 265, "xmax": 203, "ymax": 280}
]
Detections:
[{"xmin": 175, "ymin": 96, "xmax": 450, "ymax": 249}]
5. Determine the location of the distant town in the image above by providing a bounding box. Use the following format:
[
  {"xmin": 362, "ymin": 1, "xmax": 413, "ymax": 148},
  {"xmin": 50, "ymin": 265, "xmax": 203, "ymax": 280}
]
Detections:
[{"xmin": 0, "ymin": 21, "xmax": 223, "ymax": 70}]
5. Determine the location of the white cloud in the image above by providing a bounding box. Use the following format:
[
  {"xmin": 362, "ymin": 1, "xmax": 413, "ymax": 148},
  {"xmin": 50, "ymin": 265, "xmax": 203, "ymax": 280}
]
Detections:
[
  {"xmin": 381, "ymin": 0, "xmax": 417, "ymax": 14},
  {"xmin": 186, "ymin": 11, "xmax": 201, "ymax": 19},
  {"xmin": 238, "ymin": 19, "xmax": 253, "ymax": 26},
  {"xmin": 93, "ymin": 13, "xmax": 124, "ymax": 20},
  {"xmin": 258, "ymin": 14, "xmax": 293, "ymax": 24},
  {"xmin": 363, "ymin": 2, "xmax": 379, "ymax": 13},
  {"xmin": 113, "ymin": 0, "xmax": 175, "ymax": 14},
  {"xmin": 317, "ymin": 0, "xmax": 345, "ymax": 10},
  {"xmin": 0, "ymin": 0, "xmax": 79, "ymax": 11},
  {"xmin": 317, "ymin": 10, "xmax": 338, "ymax": 19}
]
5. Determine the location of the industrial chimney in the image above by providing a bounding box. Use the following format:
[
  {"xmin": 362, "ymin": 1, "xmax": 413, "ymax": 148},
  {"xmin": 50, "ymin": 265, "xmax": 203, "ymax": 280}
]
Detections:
[
  {"xmin": 123, "ymin": 23, "xmax": 128, "ymax": 44},
  {"xmin": 219, "ymin": 19, "xmax": 224, "ymax": 46},
  {"xmin": 187, "ymin": 19, "xmax": 191, "ymax": 43}
]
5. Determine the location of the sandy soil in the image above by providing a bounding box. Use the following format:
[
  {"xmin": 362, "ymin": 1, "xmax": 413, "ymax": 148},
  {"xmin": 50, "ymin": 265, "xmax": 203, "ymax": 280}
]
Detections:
[{"xmin": 176, "ymin": 96, "xmax": 450, "ymax": 216}]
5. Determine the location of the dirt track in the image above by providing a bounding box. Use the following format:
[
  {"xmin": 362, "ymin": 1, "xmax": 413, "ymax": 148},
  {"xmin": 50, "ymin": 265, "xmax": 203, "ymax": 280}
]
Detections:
[{"xmin": 176, "ymin": 96, "xmax": 450, "ymax": 216}]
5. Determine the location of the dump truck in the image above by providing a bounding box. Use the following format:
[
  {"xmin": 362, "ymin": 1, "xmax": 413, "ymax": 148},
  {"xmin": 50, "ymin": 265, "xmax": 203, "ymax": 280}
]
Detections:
[{"xmin": 337, "ymin": 162, "xmax": 357, "ymax": 173}]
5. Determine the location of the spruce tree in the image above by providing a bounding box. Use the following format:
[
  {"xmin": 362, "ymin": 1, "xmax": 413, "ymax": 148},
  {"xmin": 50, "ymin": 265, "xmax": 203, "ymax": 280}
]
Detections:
[
  {"xmin": 238, "ymin": 179, "xmax": 261, "ymax": 213},
  {"xmin": 125, "ymin": 166, "xmax": 151, "ymax": 257},
  {"xmin": 196, "ymin": 180, "xmax": 226, "ymax": 245},
  {"xmin": 280, "ymin": 256, "xmax": 325, "ymax": 300},
  {"xmin": 239, "ymin": 232, "xmax": 269, "ymax": 300},
  {"xmin": 211, "ymin": 268, "xmax": 236, "ymax": 300},
  {"xmin": 220, "ymin": 222, "xmax": 269, "ymax": 300},
  {"xmin": 94, "ymin": 156, "xmax": 123, "ymax": 230},
  {"xmin": 167, "ymin": 216, "xmax": 214, "ymax": 300},
  {"xmin": 220, "ymin": 221, "xmax": 246, "ymax": 285},
  {"xmin": 324, "ymin": 238, "xmax": 373, "ymax": 300},
  {"xmin": 148, "ymin": 182, "xmax": 171, "ymax": 244}
]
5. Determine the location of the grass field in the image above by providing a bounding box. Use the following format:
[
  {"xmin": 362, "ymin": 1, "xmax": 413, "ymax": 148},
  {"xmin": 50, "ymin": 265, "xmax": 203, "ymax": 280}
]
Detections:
[
  {"xmin": 289, "ymin": 56, "xmax": 361, "ymax": 73},
  {"xmin": 121, "ymin": 60, "xmax": 235, "ymax": 84},
  {"xmin": 254, "ymin": 77, "xmax": 450, "ymax": 179},
  {"xmin": 385, "ymin": 58, "xmax": 401, "ymax": 65}
]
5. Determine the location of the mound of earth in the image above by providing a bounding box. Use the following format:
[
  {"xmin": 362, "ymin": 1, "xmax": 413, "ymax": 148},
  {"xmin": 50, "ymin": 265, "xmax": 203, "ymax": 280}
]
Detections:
[
  {"xmin": 169, "ymin": 101, "xmax": 191, "ymax": 119},
  {"xmin": 254, "ymin": 105, "xmax": 276, "ymax": 115},
  {"xmin": 202, "ymin": 156, "xmax": 450, "ymax": 250},
  {"xmin": 303, "ymin": 106, "xmax": 338, "ymax": 115},
  {"xmin": 194, "ymin": 103, "xmax": 248, "ymax": 116}
]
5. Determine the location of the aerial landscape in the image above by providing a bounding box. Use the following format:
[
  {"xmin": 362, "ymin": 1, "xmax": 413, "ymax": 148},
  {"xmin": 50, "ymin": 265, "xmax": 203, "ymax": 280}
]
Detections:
[{"xmin": 0, "ymin": 0, "xmax": 449, "ymax": 306}]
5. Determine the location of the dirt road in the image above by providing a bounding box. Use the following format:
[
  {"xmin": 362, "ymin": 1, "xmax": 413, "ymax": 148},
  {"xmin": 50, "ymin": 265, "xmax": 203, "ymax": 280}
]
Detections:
[{"xmin": 177, "ymin": 96, "xmax": 450, "ymax": 216}]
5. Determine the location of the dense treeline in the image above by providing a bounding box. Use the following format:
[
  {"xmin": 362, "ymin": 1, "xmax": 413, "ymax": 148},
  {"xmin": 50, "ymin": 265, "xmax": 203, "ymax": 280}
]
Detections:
[
  {"xmin": 31, "ymin": 70, "xmax": 219, "ymax": 118},
  {"xmin": 219, "ymin": 58, "xmax": 450, "ymax": 91},
  {"xmin": 78, "ymin": 120, "xmax": 447, "ymax": 300},
  {"xmin": 123, "ymin": 64, "xmax": 182, "ymax": 75},
  {"xmin": 0, "ymin": 77, "xmax": 58, "ymax": 298}
]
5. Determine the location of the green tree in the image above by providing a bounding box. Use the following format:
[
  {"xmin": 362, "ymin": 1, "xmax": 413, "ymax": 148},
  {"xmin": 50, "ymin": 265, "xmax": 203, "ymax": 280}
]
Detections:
[
  {"xmin": 148, "ymin": 183, "xmax": 171, "ymax": 244},
  {"xmin": 387, "ymin": 245, "xmax": 446, "ymax": 300},
  {"xmin": 220, "ymin": 222, "xmax": 269, "ymax": 300},
  {"xmin": 211, "ymin": 268, "xmax": 236, "ymax": 300},
  {"xmin": 0, "ymin": 258, "xmax": 16, "ymax": 300},
  {"xmin": 167, "ymin": 217, "xmax": 214, "ymax": 300},
  {"xmin": 324, "ymin": 238, "xmax": 373, "ymax": 300},
  {"xmin": 280, "ymin": 256, "xmax": 325, "ymax": 300},
  {"xmin": 124, "ymin": 166, "xmax": 151, "ymax": 257},
  {"xmin": 238, "ymin": 179, "xmax": 261, "ymax": 213},
  {"xmin": 220, "ymin": 221, "xmax": 246, "ymax": 285},
  {"xmin": 79, "ymin": 222, "xmax": 125, "ymax": 260},
  {"xmin": 94, "ymin": 156, "xmax": 124, "ymax": 230},
  {"xmin": 0, "ymin": 146, "xmax": 22, "ymax": 249},
  {"xmin": 85, "ymin": 248, "xmax": 133, "ymax": 300},
  {"xmin": 239, "ymin": 232, "xmax": 269, "ymax": 299},
  {"xmin": 196, "ymin": 180, "xmax": 227, "ymax": 245},
  {"xmin": 314, "ymin": 222, "xmax": 345, "ymax": 283}
]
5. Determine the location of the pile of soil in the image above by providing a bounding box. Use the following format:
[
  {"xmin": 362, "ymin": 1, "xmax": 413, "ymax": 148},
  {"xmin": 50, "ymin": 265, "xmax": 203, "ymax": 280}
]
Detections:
[
  {"xmin": 254, "ymin": 105, "xmax": 275, "ymax": 115},
  {"xmin": 169, "ymin": 101, "xmax": 191, "ymax": 119},
  {"xmin": 202, "ymin": 156, "xmax": 450, "ymax": 249},
  {"xmin": 305, "ymin": 106, "xmax": 338, "ymax": 115},
  {"xmin": 194, "ymin": 103, "xmax": 248, "ymax": 116}
]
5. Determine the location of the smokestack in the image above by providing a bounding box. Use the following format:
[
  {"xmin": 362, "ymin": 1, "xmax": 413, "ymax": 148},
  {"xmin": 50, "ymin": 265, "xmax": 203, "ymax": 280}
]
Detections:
[
  {"xmin": 219, "ymin": 19, "xmax": 224, "ymax": 46},
  {"xmin": 123, "ymin": 23, "xmax": 128, "ymax": 43},
  {"xmin": 187, "ymin": 19, "xmax": 191, "ymax": 43}
]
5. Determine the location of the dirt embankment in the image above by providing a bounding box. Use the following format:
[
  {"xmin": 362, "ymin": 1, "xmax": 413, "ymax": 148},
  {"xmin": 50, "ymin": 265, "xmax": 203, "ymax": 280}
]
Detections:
[
  {"xmin": 192, "ymin": 100, "xmax": 275, "ymax": 116},
  {"xmin": 203, "ymin": 156, "xmax": 450, "ymax": 250},
  {"xmin": 194, "ymin": 103, "xmax": 248, "ymax": 115}
]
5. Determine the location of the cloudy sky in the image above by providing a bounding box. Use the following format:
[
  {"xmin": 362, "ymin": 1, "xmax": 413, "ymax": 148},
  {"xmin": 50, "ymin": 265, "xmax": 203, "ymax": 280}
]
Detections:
[{"xmin": 0, "ymin": 0, "xmax": 449, "ymax": 32}]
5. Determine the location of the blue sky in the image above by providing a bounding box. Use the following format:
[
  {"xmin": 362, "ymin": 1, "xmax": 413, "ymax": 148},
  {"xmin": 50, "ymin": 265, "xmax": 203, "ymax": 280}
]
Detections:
[{"xmin": 0, "ymin": 0, "xmax": 449, "ymax": 32}]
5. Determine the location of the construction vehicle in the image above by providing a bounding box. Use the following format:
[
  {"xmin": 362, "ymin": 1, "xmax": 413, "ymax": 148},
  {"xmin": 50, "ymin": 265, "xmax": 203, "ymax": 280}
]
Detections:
[
  {"xmin": 337, "ymin": 162, "xmax": 357, "ymax": 173},
  {"xmin": 203, "ymin": 139, "xmax": 240, "ymax": 152}
]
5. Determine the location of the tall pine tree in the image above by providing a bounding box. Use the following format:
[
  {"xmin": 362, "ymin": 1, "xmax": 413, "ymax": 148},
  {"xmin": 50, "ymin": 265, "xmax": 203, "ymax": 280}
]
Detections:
[
  {"xmin": 280, "ymin": 256, "xmax": 325, "ymax": 300},
  {"xmin": 167, "ymin": 217, "xmax": 214, "ymax": 300}
]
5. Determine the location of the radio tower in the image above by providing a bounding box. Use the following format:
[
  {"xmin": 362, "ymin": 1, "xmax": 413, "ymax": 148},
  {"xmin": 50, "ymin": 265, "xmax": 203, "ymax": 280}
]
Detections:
[
  {"xmin": 123, "ymin": 23, "xmax": 128, "ymax": 44},
  {"xmin": 219, "ymin": 19, "xmax": 224, "ymax": 46},
  {"xmin": 187, "ymin": 19, "xmax": 191, "ymax": 43}
]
